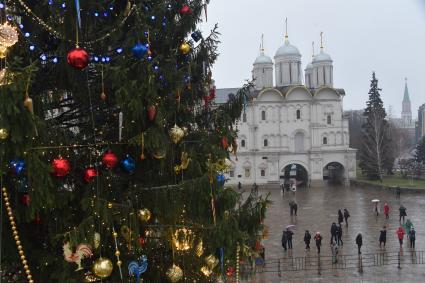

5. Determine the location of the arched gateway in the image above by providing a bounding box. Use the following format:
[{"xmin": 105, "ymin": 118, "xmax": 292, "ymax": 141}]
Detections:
[
  {"xmin": 323, "ymin": 162, "xmax": 345, "ymax": 184},
  {"xmin": 280, "ymin": 163, "xmax": 309, "ymax": 187}
]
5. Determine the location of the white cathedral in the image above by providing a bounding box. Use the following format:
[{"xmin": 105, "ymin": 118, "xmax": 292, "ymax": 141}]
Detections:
[{"xmin": 220, "ymin": 32, "xmax": 357, "ymax": 186}]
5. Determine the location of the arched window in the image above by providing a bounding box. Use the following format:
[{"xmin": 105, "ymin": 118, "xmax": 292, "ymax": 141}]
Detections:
[
  {"xmin": 241, "ymin": 140, "xmax": 246, "ymax": 148},
  {"xmin": 260, "ymin": 169, "xmax": 266, "ymax": 177},
  {"xmin": 261, "ymin": 110, "xmax": 266, "ymax": 121},
  {"xmin": 263, "ymin": 139, "xmax": 268, "ymax": 147},
  {"xmin": 242, "ymin": 113, "xmax": 247, "ymax": 122},
  {"xmin": 327, "ymin": 115, "xmax": 331, "ymax": 125},
  {"xmin": 323, "ymin": 137, "xmax": 328, "ymax": 145},
  {"xmin": 296, "ymin": 109, "xmax": 301, "ymax": 120}
]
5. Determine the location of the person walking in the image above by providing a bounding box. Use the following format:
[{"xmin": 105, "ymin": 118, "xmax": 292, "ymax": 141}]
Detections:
[
  {"xmin": 396, "ymin": 226, "xmax": 405, "ymax": 248},
  {"xmin": 238, "ymin": 182, "xmax": 242, "ymax": 190},
  {"xmin": 374, "ymin": 202, "xmax": 380, "ymax": 216},
  {"xmin": 289, "ymin": 201, "xmax": 294, "ymax": 216},
  {"xmin": 293, "ymin": 201, "xmax": 298, "ymax": 216},
  {"xmin": 384, "ymin": 202, "xmax": 390, "ymax": 219},
  {"xmin": 355, "ymin": 233, "xmax": 363, "ymax": 254},
  {"xmin": 336, "ymin": 224, "xmax": 343, "ymax": 246},
  {"xmin": 331, "ymin": 240, "xmax": 339, "ymax": 264},
  {"xmin": 314, "ymin": 232, "xmax": 322, "ymax": 254},
  {"xmin": 281, "ymin": 230, "xmax": 288, "ymax": 251},
  {"xmin": 379, "ymin": 226, "xmax": 387, "ymax": 248},
  {"xmin": 286, "ymin": 228, "xmax": 294, "ymax": 250},
  {"xmin": 304, "ymin": 230, "xmax": 311, "ymax": 250},
  {"xmin": 399, "ymin": 205, "xmax": 407, "ymax": 222},
  {"xmin": 338, "ymin": 209, "xmax": 344, "ymax": 225},
  {"xmin": 409, "ymin": 227, "xmax": 416, "ymax": 249},
  {"xmin": 330, "ymin": 223, "xmax": 338, "ymax": 244},
  {"xmin": 343, "ymin": 208, "xmax": 350, "ymax": 226}
]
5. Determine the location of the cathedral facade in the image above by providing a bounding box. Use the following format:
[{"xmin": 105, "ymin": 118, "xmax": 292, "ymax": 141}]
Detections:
[{"xmin": 222, "ymin": 33, "xmax": 357, "ymax": 186}]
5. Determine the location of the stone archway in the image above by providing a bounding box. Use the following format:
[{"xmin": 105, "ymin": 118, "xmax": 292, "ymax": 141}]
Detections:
[
  {"xmin": 323, "ymin": 162, "xmax": 345, "ymax": 184},
  {"xmin": 281, "ymin": 163, "xmax": 309, "ymax": 187}
]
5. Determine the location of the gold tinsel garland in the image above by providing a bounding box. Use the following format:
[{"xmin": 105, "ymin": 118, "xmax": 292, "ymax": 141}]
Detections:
[{"xmin": 2, "ymin": 187, "xmax": 34, "ymax": 283}]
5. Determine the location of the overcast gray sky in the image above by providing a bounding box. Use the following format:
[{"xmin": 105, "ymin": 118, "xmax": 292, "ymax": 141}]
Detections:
[{"xmin": 200, "ymin": 0, "xmax": 425, "ymax": 117}]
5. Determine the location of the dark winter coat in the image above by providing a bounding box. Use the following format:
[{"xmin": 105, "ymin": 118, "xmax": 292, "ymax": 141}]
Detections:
[
  {"xmin": 331, "ymin": 223, "xmax": 338, "ymax": 235},
  {"xmin": 314, "ymin": 234, "xmax": 322, "ymax": 246},
  {"xmin": 281, "ymin": 231, "xmax": 287, "ymax": 246},
  {"xmin": 356, "ymin": 234, "xmax": 363, "ymax": 246},
  {"xmin": 336, "ymin": 226, "xmax": 343, "ymax": 237},
  {"xmin": 343, "ymin": 209, "xmax": 350, "ymax": 219},
  {"xmin": 338, "ymin": 210, "xmax": 344, "ymax": 223},
  {"xmin": 304, "ymin": 232, "xmax": 311, "ymax": 244},
  {"xmin": 409, "ymin": 230, "xmax": 416, "ymax": 241},
  {"xmin": 379, "ymin": 230, "xmax": 387, "ymax": 242},
  {"xmin": 399, "ymin": 206, "xmax": 407, "ymax": 216},
  {"xmin": 286, "ymin": 230, "xmax": 294, "ymax": 240}
]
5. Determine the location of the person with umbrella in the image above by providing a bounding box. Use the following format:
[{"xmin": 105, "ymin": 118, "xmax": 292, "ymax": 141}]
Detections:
[
  {"xmin": 304, "ymin": 230, "xmax": 311, "ymax": 250},
  {"xmin": 399, "ymin": 205, "xmax": 407, "ymax": 222},
  {"xmin": 355, "ymin": 233, "xmax": 363, "ymax": 254},
  {"xmin": 343, "ymin": 208, "xmax": 350, "ymax": 226},
  {"xmin": 314, "ymin": 232, "xmax": 322, "ymax": 254},
  {"xmin": 286, "ymin": 227, "xmax": 294, "ymax": 250},
  {"xmin": 372, "ymin": 199, "xmax": 380, "ymax": 216},
  {"xmin": 396, "ymin": 226, "xmax": 405, "ymax": 248},
  {"xmin": 338, "ymin": 209, "xmax": 344, "ymax": 225},
  {"xmin": 384, "ymin": 202, "xmax": 390, "ymax": 219},
  {"xmin": 379, "ymin": 226, "xmax": 387, "ymax": 248}
]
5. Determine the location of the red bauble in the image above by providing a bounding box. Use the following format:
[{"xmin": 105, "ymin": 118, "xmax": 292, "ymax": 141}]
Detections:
[
  {"xmin": 102, "ymin": 151, "xmax": 118, "ymax": 169},
  {"xmin": 138, "ymin": 236, "xmax": 145, "ymax": 247},
  {"xmin": 221, "ymin": 136, "xmax": 229, "ymax": 150},
  {"xmin": 226, "ymin": 267, "xmax": 235, "ymax": 277},
  {"xmin": 147, "ymin": 105, "xmax": 157, "ymax": 121},
  {"xmin": 180, "ymin": 4, "xmax": 191, "ymax": 15},
  {"xmin": 52, "ymin": 157, "xmax": 71, "ymax": 177},
  {"xmin": 67, "ymin": 47, "xmax": 89, "ymax": 70},
  {"xmin": 84, "ymin": 167, "xmax": 98, "ymax": 182},
  {"xmin": 34, "ymin": 213, "xmax": 42, "ymax": 225},
  {"xmin": 21, "ymin": 194, "xmax": 30, "ymax": 206}
]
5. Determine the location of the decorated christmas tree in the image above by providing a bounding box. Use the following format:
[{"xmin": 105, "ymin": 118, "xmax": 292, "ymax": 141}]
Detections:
[{"xmin": 0, "ymin": 1, "xmax": 267, "ymax": 282}]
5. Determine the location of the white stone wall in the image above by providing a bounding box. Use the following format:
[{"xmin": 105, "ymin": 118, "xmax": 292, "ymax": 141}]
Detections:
[{"xmin": 228, "ymin": 86, "xmax": 357, "ymax": 185}]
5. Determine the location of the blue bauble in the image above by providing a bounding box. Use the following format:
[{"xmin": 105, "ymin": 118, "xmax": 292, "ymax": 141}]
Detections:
[
  {"xmin": 191, "ymin": 31, "xmax": 202, "ymax": 42},
  {"xmin": 122, "ymin": 155, "xmax": 136, "ymax": 173},
  {"xmin": 132, "ymin": 43, "xmax": 148, "ymax": 59},
  {"xmin": 10, "ymin": 159, "xmax": 25, "ymax": 175},
  {"xmin": 217, "ymin": 173, "xmax": 225, "ymax": 184}
]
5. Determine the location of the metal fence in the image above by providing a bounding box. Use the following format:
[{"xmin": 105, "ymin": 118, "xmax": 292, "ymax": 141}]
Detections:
[{"xmin": 241, "ymin": 251, "xmax": 425, "ymax": 277}]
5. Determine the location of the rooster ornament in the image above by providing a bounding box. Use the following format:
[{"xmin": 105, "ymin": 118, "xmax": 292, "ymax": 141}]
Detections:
[
  {"xmin": 63, "ymin": 242, "xmax": 93, "ymax": 271},
  {"xmin": 128, "ymin": 255, "xmax": 148, "ymax": 283}
]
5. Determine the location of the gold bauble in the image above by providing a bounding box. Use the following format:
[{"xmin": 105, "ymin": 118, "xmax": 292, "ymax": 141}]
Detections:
[
  {"xmin": 0, "ymin": 45, "xmax": 7, "ymax": 59},
  {"xmin": 205, "ymin": 254, "xmax": 219, "ymax": 269},
  {"xmin": 116, "ymin": 260, "xmax": 122, "ymax": 267},
  {"xmin": 20, "ymin": 255, "xmax": 26, "ymax": 260},
  {"xmin": 169, "ymin": 124, "xmax": 185, "ymax": 144},
  {"xmin": 107, "ymin": 202, "xmax": 113, "ymax": 209},
  {"xmin": 0, "ymin": 128, "xmax": 8, "ymax": 140},
  {"xmin": 138, "ymin": 208, "xmax": 152, "ymax": 222},
  {"xmin": 166, "ymin": 264, "xmax": 183, "ymax": 283},
  {"xmin": 23, "ymin": 96, "xmax": 34, "ymax": 115},
  {"xmin": 172, "ymin": 228, "xmax": 194, "ymax": 251},
  {"xmin": 0, "ymin": 23, "xmax": 19, "ymax": 47},
  {"xmin": 200, "ymin": 266, "xmax": 212, "ymax": 277},
  {"xmin": 92, "ymin": 257, "xmax": 113, "ymax": 279},
  {"xmin": 152, "ymin": 150, "xmax": 166, "ymax": 160},
  {"xmin": 115, "ymin": 250, "xmax": 121, "ymax": 257},
  {"xmin": 196, "ymin": 240, "xmax": 204, "ymax": 257},
  {"xmin": 179, "ymin": 42, "xmax": 191, "ymax": 55}
]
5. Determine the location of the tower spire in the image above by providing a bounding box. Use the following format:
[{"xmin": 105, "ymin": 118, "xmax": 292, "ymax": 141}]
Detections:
[
  {"xmin": 403, "ymin": 77, "xmax": 410, "ymax": 102},
  {"xmin": 312, "ymin": 41, "xmax": 315, "ymax": 58},
  {"xmin": 320, "ymin": 31, "xmax": 324, "ymax": 50},
  {"xmin": 261, "ymin": 34, "xmax": 264, "ymax": 53},
  {"xmin": 284, "ymin": 18, "xmax": 288, "ymax": 42}
]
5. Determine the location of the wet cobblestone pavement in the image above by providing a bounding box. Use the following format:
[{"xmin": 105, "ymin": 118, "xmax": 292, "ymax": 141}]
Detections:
[{"xmin": 246, "ymin": 184, "xmax": 425, "ymax": 282}]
